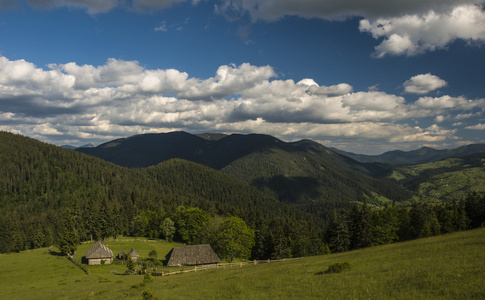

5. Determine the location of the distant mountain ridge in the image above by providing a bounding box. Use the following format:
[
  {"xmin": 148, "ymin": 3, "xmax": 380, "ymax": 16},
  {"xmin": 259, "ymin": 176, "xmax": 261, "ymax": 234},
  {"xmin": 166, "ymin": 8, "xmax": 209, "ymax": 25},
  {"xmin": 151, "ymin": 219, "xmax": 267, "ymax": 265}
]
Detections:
[
  {"xmin": 77, "ymin": 131, "xmax": 413, "ymax": 219},
  {"xmin": 332, "ymin": 144, "xmax": 485, "ymax": 165}
]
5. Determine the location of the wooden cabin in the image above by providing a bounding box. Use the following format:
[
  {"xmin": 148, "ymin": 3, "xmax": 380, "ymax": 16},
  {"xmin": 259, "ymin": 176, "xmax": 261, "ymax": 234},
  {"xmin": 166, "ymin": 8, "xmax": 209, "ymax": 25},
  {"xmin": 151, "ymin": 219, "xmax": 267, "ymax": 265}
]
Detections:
[
  {"xmin": 84, "ymin": 241, "xmax": 114, "ymax": 265},
  {"xmin": 165, "ymin": 244, "xmax": 221, "ymax": 267}
]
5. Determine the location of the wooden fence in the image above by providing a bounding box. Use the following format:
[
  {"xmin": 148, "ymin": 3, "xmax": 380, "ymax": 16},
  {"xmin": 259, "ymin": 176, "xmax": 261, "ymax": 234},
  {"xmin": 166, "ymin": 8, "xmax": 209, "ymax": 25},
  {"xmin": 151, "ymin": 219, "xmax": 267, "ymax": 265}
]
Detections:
[{"xmin": 152, "ymin": 258, "xmax": 299, "ymax": 277}]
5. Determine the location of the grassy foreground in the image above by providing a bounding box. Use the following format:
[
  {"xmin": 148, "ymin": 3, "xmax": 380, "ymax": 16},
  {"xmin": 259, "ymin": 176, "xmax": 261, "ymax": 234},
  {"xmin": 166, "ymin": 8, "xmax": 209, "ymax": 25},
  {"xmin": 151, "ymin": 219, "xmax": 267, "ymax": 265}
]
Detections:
[{"xmin": 1, "ymin": 229, "xmax": 484, "ymax": 299}]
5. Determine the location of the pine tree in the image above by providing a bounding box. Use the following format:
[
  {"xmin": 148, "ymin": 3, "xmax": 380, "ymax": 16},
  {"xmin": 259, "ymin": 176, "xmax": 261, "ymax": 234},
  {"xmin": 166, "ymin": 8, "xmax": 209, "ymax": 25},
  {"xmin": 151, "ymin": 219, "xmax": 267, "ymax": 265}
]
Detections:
[{"xmin": 57, "ymin": 210, "xmax": 79, "ymax": 256}]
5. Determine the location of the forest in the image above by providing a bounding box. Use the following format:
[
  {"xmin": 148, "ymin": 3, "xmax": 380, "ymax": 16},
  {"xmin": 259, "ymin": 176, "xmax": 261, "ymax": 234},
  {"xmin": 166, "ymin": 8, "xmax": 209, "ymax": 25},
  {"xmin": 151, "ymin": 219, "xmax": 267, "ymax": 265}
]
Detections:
[{"xmin": 0, "ymin": 131, "xmax": 484, "ymax": 261}]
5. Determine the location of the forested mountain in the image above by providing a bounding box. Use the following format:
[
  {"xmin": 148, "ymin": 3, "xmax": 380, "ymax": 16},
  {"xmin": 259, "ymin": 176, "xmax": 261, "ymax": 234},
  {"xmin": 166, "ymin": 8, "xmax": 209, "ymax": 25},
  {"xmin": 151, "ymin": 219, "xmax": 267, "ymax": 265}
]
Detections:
[
  {"xmin": 77, "ymin": 132, "xmax": 412, "ymax": 219},
  {"xmin": 333, "ymin": 144, "xmax": 485, "ymax": 165},
  {"xmin": 1, "ymin": 131, "xmax": 484, "ymax": 258},
  {"xmin": 0, "ymin": 131, "xmax": 318, "ymax": 254}
]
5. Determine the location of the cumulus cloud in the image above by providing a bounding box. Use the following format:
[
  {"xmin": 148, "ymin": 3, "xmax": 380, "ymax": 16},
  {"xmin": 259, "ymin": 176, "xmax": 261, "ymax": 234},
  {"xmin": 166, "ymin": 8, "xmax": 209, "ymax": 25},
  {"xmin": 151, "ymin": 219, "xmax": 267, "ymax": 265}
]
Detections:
[
  {"xmin": 465, "ymin": 123, "xmax": 485, "ymax": 130},
  {"xmin": 215, "ymin": 0, "xmax": 483, "ymax": 21},
  {"xmin": 360, "ymin": 4, "xmax": 485, "ymax": 57},
  {"xmin": 0, "ymin": 56, "xmax": 482, "ymax": 152},
  {"xmin": 403, "ymin": 73, "xmax": 447, "ymax": 94}
]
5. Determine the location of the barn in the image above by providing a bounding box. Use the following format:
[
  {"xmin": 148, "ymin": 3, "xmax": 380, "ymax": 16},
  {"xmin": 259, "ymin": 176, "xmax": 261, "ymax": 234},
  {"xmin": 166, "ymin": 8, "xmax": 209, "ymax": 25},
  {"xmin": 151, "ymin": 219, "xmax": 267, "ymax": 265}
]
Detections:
[
  {"xmin": 84, "ymin": 241, "xmax": 114, "ymax": 265},
  {"xmin": 165, "ymin": 244, "xmax": 221, "ymax": 267}
]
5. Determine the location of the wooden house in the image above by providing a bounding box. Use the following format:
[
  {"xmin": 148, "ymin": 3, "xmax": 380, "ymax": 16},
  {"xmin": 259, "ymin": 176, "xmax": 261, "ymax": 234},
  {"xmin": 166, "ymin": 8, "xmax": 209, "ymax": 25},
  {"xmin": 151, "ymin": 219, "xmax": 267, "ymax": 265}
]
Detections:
[
  {"xmin": 84, "ymin": 241, "xmax": 114, "ymax": 265},
  {"xmin": 165, "ymin": 244, "xmax": 221, "ymax": 267},
  {"xmin": 128, "ymin": 248, "xmax": 139, "ymax": 262}
]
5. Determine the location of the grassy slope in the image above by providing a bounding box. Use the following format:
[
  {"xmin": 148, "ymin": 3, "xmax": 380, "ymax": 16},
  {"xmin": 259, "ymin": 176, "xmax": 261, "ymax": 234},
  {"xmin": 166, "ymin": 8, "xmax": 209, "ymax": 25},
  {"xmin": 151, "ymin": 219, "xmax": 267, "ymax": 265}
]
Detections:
[
  {"xmin": 1, "ymin": 229, "xmax": 484, "ymax": 299},
  {"xmin": 388, "ymin": 157, "xmax": 485, "ymax": 202}
]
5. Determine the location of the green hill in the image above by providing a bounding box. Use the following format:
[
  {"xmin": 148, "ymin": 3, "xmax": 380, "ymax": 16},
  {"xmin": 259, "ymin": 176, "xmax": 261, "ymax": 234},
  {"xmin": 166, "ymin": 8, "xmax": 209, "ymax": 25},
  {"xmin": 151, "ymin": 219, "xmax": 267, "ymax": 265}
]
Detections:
[
  {"xmin": 0, "ymin": 131, "xmax": 308, "ymax": 254},
  {"xmin": 386, "ymin": 153, "xmax": 485, "ymax": 202},
  {"xmin": 1, "ymin": 228, "xmax": 483, "ymax": 299},
  {"xmin": 77, "ymin": 131, "xmax": 412, "ymax": 219}
]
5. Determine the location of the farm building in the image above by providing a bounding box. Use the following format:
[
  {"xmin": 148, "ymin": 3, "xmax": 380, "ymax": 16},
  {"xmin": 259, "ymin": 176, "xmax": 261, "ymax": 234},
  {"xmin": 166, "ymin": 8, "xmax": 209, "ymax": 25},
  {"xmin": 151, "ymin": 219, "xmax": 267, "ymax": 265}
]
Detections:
[
  {"xmin": 128, "ymin": 248, "xmax": 139, "ymax": 262},
  {"xmin": 165, "ymin": 244, "xmax": 221, "ymax": 267},
  {"xmin": 117, "ymin": 251, "xmax": 126, "ymax": 260},
  {"xmin": 84, "ymin": 241, "xmax": 114, "ymax": 265}
]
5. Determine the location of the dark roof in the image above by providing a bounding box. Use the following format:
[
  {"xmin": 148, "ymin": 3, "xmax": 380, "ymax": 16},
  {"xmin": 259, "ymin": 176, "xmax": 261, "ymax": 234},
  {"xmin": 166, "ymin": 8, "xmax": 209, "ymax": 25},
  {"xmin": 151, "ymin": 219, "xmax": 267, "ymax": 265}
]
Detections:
[
  {"xmin": 165, "ymin": 244, "xmax": 221, "ymax": 267},
  {"xmin": 85, "ymin": 241, "xmax": 114, "ymax": 259},
  {"xmin": 128, "ymin": 248, "xmax": 139, "ymax": 258}
]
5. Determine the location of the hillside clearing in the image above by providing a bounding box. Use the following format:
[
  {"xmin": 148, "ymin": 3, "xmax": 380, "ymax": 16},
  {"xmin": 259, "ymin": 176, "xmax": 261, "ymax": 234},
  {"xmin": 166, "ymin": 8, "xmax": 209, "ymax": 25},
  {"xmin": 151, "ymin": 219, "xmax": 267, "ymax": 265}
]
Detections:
[{"xmin": 1, "ymin": 229, "xmax": 484, "ymax": 299}]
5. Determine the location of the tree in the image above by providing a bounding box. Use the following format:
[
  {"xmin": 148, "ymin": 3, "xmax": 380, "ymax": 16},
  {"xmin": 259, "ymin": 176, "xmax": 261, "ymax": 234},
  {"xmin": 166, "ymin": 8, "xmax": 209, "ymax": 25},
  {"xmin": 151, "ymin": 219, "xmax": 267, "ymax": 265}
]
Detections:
[
  {"xmin": 215, "ymin": 216, "xmax": 255, "ymax": 262},
  {"xmin": 126, "ymin": 255, "xmax": 136, "ymax": 274},
  {"xmin": 324, "ymin": 209, "xmax": 350, "ymax": 253},
  {"xmin": 160, "ymin": 218, "xmax": 176, "ymax": 242},
  {"xmin": 57, "ymin": 209, "xmax": 79, "ymax": 256},
  {"xmin": 148, "ymin": 250, "xmax": 157, "ymax": 260},
  {"xmin": 349, "ymin": 200, "xmax": 372, "ymax": 249},
  {"xmin": 371, "ymin": 203, "xmax": 399, "ymax": 245},
  {"xmin": 171, "ymin": 206, "xmax": 210, "ymax": 244}
]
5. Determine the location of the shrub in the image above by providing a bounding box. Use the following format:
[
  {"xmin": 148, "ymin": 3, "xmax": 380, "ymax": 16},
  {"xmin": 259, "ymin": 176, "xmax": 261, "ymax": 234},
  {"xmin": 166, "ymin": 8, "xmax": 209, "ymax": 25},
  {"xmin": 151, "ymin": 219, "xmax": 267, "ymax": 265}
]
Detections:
[
  {"xmin": 143, "ymin": 273, "xmax": 154, "ymax": 283},
  {"xmin": 325, "ymin": 262, "xmax": 352, "ymax": 274},
  {"xmin": 142, "ymin": 289, "xmax": 155, "ymax": 300}
]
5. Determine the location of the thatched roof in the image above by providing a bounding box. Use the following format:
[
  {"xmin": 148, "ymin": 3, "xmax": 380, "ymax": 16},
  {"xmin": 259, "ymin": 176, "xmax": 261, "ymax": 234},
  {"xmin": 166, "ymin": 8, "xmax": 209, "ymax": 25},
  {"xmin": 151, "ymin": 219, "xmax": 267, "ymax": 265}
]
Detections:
[
  {"xmin": 85, "ymin": 241, "xmax": 113, "ymax": 259},
  {"xmin": 128, "ymin": 248, "xmax": 139, "ymax": 258},
  {"xmin": 165, "ymin": 244, "xmax": 221, "ymax": 267}
]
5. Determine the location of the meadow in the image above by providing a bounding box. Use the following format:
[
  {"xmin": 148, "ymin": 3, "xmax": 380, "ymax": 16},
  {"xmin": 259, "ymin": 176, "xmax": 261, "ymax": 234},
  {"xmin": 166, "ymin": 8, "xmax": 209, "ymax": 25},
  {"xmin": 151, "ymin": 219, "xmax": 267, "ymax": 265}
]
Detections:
[{"xmin": 0, "ymin": 229, "xmax": 484, "ymax": 299}]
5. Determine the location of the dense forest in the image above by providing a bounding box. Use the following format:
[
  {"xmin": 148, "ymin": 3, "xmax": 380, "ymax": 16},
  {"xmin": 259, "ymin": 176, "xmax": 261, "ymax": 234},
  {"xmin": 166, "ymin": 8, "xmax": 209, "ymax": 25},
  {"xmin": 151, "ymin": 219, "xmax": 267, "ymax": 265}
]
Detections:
[
  {"xmin": 0, "ymin": 131, "xmax": 484, "ymax": 261},
  {"xmin": 0, "ymin": 131, "xmax": 321, "ymax": 257}
]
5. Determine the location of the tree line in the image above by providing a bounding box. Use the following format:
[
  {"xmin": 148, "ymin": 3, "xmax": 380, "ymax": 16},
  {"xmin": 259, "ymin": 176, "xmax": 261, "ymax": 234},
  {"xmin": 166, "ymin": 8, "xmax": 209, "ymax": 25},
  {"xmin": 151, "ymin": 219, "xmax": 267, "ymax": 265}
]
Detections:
[{"xmin": 324, "ymin": 192, "xmax": 485, "ymax": 253}]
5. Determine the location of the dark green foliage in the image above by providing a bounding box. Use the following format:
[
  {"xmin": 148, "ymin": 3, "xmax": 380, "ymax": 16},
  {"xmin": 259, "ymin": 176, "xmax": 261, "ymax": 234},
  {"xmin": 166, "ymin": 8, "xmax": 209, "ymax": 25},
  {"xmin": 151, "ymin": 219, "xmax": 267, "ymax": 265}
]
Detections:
[
  {"xmin": 349, "ymin": 200, "xmax": 373, "ymax": 249},
  {"xmin": 143, "ymin": 273, "xmax": 154, "ymax": 283},
  {"xmin": 126, "ymin": 255, "xmax": 136, "ymax": 274},
  {"xmin": 463, "ymin": 192, "xmax": 485, "ymax": 228},
  {"xmin": 148, "ymin": 250, "xmax": 157, "ymax": 260},
  {"xmin": 324, "ymin": 209, "xmax": 350, "ymax": 253},
  {"xmin": 324, "ymin": 262, "xmax": 352, "ymax": 274},
  {"xmin": 215, "ymin": 216, "xmax": 255, "ymax": 262},
  {"xmin": 171, "ymin": 206, "xmax": 210, "ymax": 244},
  {"xmin": 141, "ymin": 289, "xmax": 155, "ymax": 300},
  {"xmin": 57, "ymin": 210, "xmax": 79, "ymax": 256},
  {"xmin": 0, "ymin": 131, "xmax": 311, "ymax": 254},
  {"xmin": 160, "ymin": 218, "xmax": 175, "ymax": 242}
]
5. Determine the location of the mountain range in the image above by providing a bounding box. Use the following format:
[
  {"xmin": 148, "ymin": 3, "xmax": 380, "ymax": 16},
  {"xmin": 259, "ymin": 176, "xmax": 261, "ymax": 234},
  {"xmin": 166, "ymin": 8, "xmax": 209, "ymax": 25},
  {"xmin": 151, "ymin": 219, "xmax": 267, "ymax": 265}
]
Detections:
[{"xmin": 332, "ymin": 144, "xmax": 485, "ymax": 165}]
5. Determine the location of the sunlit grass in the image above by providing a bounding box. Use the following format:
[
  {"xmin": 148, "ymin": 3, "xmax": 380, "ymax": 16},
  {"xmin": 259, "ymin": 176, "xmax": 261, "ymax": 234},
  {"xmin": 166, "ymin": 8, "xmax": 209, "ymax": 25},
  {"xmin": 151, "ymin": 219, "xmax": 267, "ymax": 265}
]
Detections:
[{"xmin": 1, "ymin": 229, "xmax": 484, "ymax": 299}]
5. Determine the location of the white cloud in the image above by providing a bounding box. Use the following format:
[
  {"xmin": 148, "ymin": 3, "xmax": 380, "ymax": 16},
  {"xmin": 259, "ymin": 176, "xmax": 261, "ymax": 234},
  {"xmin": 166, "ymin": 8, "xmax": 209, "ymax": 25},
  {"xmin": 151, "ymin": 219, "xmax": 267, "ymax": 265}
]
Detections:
[
  {"xmin": 0, "ymin": 55, "xmax": 482, "ymax": 152},
  {"xmin": 465, "ymin": 123, "xmax": 485, "ymax": 129},
  {"xmin": 403, "ymin": 73, "xmax": 447, "ymax": 94},
  {"xmin": 216, "ymin": 0, "xmax": 483, "ymax": 21},
  {"xmin": 360, "ymin": 4, "xmax": 485, "ymax": 57}
]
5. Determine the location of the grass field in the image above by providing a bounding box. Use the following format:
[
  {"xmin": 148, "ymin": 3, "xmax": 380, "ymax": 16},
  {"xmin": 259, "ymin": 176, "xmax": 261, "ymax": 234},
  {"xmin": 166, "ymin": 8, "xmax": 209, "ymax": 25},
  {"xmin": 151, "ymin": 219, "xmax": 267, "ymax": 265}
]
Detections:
[{"xmin": 1, "ymin": 229, "xmax": 484, "ymax": 299}]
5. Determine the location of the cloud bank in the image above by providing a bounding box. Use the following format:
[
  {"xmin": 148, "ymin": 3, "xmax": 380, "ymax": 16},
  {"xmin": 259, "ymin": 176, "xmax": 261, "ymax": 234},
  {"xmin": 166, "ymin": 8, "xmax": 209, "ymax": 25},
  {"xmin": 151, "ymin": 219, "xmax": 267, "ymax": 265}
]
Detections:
[
  {"xmin": 4, "ymin": 1, "xmax": 485, "ymax": 58},
  {"xmin": 1, "ymin": 56, "xmax": 484, "ymax": 153}
]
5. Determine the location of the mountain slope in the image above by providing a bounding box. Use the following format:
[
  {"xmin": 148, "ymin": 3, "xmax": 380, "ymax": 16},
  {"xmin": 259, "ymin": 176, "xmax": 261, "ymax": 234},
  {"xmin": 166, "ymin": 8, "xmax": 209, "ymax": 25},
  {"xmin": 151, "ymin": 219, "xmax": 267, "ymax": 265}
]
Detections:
[
  {"xmin": 78, "ymin": 131, "xmax": 413, "ymax": 219},
  {"xmin": 0, "ymin": 131, "xmax": 307, "ymax": 253},
  {"xmin": 334, "ymin": 144, "xmax": 485, "ymax": 165},
  {"xmin": 386, "ymin": 152, "xmax": 485, "ymax": 202}
]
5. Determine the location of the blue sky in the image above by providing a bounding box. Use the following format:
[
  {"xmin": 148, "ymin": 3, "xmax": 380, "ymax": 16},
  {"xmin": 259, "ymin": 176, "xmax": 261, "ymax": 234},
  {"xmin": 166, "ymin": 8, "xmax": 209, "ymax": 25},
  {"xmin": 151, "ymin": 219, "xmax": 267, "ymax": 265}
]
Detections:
[{"xmin": 0, "ymin": 0, "xmax": 484, "ymax": 154}]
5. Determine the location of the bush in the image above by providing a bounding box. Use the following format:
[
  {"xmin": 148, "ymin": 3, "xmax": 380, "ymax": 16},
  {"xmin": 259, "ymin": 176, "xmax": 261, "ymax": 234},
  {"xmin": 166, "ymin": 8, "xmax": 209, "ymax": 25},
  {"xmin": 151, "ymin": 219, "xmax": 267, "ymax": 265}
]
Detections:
[
  {"xmin": 143, "ymin": 273, "xmax": 154, "ymax": 283},
  {"xmin": 325, "ymin": 262, "xmax": 352, "ymax": 274},
  {"xmin": 141, "ymin": 289, "xmax": 155, "ymax": 300}
]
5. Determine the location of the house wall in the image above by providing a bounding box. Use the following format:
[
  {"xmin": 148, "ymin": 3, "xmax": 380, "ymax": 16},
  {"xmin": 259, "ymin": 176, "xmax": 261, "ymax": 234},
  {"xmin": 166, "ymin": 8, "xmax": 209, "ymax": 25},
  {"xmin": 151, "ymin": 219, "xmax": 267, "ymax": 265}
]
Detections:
[{"xmin": 87, "ymin": 258, "xmax": 112, "ymax": 265}]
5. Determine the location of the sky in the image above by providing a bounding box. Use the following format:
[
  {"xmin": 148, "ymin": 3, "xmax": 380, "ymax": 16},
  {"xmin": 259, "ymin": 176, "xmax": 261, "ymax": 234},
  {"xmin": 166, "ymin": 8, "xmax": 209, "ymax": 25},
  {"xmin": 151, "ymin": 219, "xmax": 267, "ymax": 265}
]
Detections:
[{"xmin": 0, "ymin": 1, "xmax": 484, "ymax": 154}]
